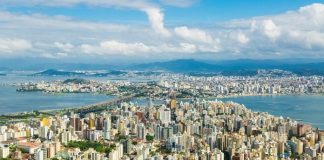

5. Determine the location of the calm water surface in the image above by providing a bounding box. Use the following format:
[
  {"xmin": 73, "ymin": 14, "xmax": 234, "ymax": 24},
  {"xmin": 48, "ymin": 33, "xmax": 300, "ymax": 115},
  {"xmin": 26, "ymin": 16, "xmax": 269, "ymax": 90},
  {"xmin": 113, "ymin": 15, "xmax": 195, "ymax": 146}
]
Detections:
[
  {"xmin": 0, "ymin": 85, "xmax": 114, "ymax": 114},
  {"xmin": 220, "ymin": 95, "xmax": 324, "ymax": 129}
]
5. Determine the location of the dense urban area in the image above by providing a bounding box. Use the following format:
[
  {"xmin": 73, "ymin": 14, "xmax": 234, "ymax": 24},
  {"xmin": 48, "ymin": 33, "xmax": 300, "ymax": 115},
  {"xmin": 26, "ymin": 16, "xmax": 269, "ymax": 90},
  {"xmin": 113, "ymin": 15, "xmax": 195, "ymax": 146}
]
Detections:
[
  {"xmin": 17, "ymin": 73, "xmax": 324, "ymax": 98},
  {"xmin": 0, "ymin": 73, "xmax": 323, "ymax": 160}
]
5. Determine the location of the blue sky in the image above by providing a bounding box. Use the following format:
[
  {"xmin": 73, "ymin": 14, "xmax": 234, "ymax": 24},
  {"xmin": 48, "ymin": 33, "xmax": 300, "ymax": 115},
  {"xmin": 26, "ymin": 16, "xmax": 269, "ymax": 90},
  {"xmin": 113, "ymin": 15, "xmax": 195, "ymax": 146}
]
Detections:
[
  {"xmin": 5, "ymin": 0, "xmax": 322, "ymax": 24},
  {"xmin": 0, "ymin": 0, "xmax": 324, "ymax": 63}
]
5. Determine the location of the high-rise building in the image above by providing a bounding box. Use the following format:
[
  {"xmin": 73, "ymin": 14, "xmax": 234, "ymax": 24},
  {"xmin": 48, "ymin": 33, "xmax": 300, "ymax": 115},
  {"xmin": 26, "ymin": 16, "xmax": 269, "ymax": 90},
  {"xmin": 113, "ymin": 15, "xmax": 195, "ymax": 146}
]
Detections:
[
  {"xmin": 170, "ymin": 99, "xmax": 177, "ymax": 109},
  {"xmin": 96, "ymin": 117, "xmax": 104, "ymax": 130},
  {"xmin": 121, "ymin": 139, "xmax": 132, "ymax": 154},
  {"xmin": 103, "ymin": 116, "xmax": 111, "ymax": 140},
  {"xmin": 296, "ymin": 139, "xmax": 304, "ymax": 155},
  {"xmin": 162, "ymin": 126, "xmax": 173, "ymax": 140},
  {"xmin": 158, "ymin": 105, "xmax": 171, "ymax": 125},
  {"xmin": 61, "ymin": 131, "xmax": 72, "ymax": 144},
  {"xmin": 41, "ymin": 118, "xmax": 50, "ymax": 127},
  {"xmin": 70, "ymin": 114, "xmax": 82, "ymax": 131},
  {"xmin": 109, "ymin": 143, "xmax": 123, "ymax": 160},
  {"xmin": 154, "ymin": 124, "xmax": 162, "ymax": 140},
  {"xmin": 89, "ymin": 113, "xmax": 96, "ymax": 130},
  {"xmin": 297, "ymin": 124, "xmax": 312, "ymax": 137},
  {"xmin": 137, "ymin": 123, "xmax": 146, "ymax": 140},
  {"xmin": 35, "ymin": 148, "xmax": 44, "ymax": 160},
  {"xmin": 0, "ymin": 144, "xmax": 9, "ymax": 159},
  {"xmin": 84, "ymin": 129, "xmax": 99, "ymax": 141},
  {"xmin": 39, "ymin": 126, "xmax": 49, "ymax": 139},
  {"xmin": 305, "ymin": 147, "xmax": 316, "ymax": 158}
]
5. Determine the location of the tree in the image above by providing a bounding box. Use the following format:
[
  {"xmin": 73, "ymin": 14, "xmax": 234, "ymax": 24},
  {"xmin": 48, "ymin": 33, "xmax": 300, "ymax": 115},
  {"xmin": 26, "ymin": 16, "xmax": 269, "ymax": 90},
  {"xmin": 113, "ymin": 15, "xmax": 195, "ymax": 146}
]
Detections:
[{"xmin": 146, "ymin": 134, "xmax": 154, "ymax": 142}]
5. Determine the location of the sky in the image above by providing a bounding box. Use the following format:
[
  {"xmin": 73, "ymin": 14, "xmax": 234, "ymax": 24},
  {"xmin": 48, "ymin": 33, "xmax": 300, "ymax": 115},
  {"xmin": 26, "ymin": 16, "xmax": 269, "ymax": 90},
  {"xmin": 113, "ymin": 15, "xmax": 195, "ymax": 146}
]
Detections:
[{"xmin": 0, "ymin": 0, "xmax": 324, "ymax": 63}]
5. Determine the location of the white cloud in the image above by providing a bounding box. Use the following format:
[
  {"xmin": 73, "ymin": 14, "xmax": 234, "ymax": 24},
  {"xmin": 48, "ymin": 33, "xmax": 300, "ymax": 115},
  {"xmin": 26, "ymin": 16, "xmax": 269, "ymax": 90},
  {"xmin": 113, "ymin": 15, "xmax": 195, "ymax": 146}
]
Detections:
[
  {"xmin": 54, "ymin": 42, "xmax": 74, "ymax": 52},
  {"xmin": 0, "ymin": 10, "xmax": 128, "ymax": 41},
  {"xmin": 160, "ymin": 43, "xmax": 197, "ymax": 53},
  {"xmin": 174, "ymin": 26, "xmax": 214, "ymax": 44},
  {"xmin": 80, "ymin": 40, "xmax": 154, "ymax": 55},
  {"xmin": 41, "ymin": 52, "xmax": 68, "ymax": 59},
  {"xmin": 286, "ymin": 30, "xmax": 324, "ymax": 49},
  {"xmin": 144, "ymin": 8, "xmax": 171, "ymax": 37},
  {"xmin": 0, "ymin": 38, "xmax": 32, "ymax": 54},
  {"xmin": 0, "ymin": 0, "xmax": 170, "ymax": 37},
  {"xmin": 298, "ymin": 3, "xmax": 324, "ymax": 27},
  {"xmin": 214, "ymin": 3, "xmax": 324, "ymax": 58},
  {"xmin": 237, "ymin": 32, "xmax": 250, "ymax": 44},
  {"xmin": 250, "ymin": 20, "xmax": 281, "ymax": 40},
  {"xmin": 79, "ymin": 40, "xmax": 219, "ymax": 56},
  {"xmin": 0, "ymin": 2, "xmax": 324, "ymax": 60}
]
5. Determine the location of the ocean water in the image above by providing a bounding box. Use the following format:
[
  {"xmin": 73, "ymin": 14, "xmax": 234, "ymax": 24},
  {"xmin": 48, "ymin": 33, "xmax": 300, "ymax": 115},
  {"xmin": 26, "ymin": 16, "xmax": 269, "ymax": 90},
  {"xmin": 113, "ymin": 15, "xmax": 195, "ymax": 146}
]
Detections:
[
  {"xmin": 0, "ymin": 85, "xmax": 114, "ymax": 114},
  {"xmin": 219, "ymin": 95, "xmax": 324, "ymax": 129},
  {"xmin": 0, "ymin": 74, "xmax": 153, "ymax": 114}
]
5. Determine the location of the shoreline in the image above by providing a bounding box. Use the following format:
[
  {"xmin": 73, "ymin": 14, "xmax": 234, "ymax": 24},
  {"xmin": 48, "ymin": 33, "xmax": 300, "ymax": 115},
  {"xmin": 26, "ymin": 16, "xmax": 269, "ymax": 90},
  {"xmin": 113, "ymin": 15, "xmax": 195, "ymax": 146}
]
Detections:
[
  {"xmin": 1, "ymin": 92, "xmax": 324, "ymax": 116},
  {"xmin": 1, "ymin": 87, "xmax": 324, "ymax": 130},
  {"xmin": 2, "ymin": 95, "xmax": 323, "ymax": 130}
]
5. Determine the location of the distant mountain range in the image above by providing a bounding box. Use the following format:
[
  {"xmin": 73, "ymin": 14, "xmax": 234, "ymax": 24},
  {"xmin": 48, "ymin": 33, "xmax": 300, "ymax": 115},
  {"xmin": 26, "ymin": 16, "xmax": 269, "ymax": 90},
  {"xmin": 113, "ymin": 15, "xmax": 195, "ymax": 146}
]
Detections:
[
  {"xmin": 2, "ymin": 58, "xmax": 324, "ymax": 76},
  {"xmin": 32, "ymin": 69, "xmax": 127, "ymax": 77},
  {"xmin": 127, "ymin": 59, "xmax": 324, "ymax": 76},
  {"xmin": 128, "ymin": 59, "xmax": 220, "ymax": 72}
]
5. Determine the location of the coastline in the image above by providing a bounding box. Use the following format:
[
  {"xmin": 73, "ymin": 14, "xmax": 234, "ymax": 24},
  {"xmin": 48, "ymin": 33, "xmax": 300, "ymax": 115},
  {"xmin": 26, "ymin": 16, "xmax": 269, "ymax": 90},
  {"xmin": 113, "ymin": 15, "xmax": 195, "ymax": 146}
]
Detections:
[
  {"xmin": 2, "ymin": 85, "xmax": 324, "ymax": 129},
  {"xmin": 2, "ymin": 90, "xmax": 324, "ymax": 116},
  {"xmin": 2, "ymin": 95, "xmax": 323, "ymax": 130}
]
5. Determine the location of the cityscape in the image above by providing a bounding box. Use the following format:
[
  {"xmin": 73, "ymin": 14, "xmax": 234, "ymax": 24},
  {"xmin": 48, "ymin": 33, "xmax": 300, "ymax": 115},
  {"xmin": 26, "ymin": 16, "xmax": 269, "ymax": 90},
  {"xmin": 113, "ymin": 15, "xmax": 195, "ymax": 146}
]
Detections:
[
  {"xmin": 0, "ymin": 95, "xmax": 323, "ymax": 160},
  {"xmin": 1, "ymin": 0, "xmax": 324, "ymax": 160},
  {"xmin": 16, "ymin": 73, "xmax": 324, "ymax": 98},
  {"xmin": 0, "ymin": 72, "xmax": 323, "ymax": 160}
]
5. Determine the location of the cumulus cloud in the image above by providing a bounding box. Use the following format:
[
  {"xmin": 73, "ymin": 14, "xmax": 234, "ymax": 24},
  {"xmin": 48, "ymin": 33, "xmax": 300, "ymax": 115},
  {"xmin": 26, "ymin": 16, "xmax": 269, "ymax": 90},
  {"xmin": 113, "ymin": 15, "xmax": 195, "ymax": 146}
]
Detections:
[
  {"xmin": 251, "ymin": 20, "xmax": 281, "ymax": 40},
  {"xmin": 54, "ymin": 42, "xmax": 74, "ymax": 53},
  {"xmin": 80, "ymin": 41, "xmax": 154, "ymax": 55},
  {"xmin": 174, "ymin": 26, "xmax": 214, "ymax": 44},
  {"xmin": 144, "ymin": 8, "xmax": 171, "ymax": 37},
  {"xmin": 0, "ymin": 2, "xmax": 324, "ymax": 59},
  {"xmin": 0, "ymin": 10, "xmax": 128, "ymax": 39},
  {"xmin": 0, "ymin": 0, "xmax": 170, "ymax": 37},
  {"xmin": 237, "ymin": 32, "xmax": 250, "ymax": 44},
  {"xmin": 0, "ymin": 38, "xmax": 32, "ymax": 54},
  {"xmin": 215, "ymin": 3, "xmax": 324, "ymax": 58},
  {"xmin": 79, "ymin": 40, "xmax": 219, "ymax": 56}
]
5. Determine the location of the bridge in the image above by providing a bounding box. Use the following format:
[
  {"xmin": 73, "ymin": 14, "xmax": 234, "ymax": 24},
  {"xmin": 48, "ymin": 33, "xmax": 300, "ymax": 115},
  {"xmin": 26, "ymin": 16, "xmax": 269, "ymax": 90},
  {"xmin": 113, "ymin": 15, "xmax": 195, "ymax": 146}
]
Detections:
[{"xmin": 72, "ymin": 94, "xmax": 136, "ymax": 115}]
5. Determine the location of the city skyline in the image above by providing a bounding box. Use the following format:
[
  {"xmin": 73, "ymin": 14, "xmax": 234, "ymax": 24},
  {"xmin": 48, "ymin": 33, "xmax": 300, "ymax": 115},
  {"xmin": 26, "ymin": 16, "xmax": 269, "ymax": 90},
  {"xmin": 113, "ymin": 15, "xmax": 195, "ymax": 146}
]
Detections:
[
  {"xmin": 0, "ymin": 1, "xmax": 324, "ymax": 63},
  {"xmin": 1, "ymin": 1, "xmax": 324, "ymax": 159}
]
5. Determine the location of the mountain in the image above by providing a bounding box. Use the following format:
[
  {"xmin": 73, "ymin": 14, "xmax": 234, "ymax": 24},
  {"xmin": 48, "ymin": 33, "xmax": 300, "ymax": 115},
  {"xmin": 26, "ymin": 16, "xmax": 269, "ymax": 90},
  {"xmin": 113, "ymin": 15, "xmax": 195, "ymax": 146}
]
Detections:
[
  {"xmin": 128, "ymin": 59, "xmax": 221, "ymax": 73},
  {"xmin": 32, "ymin": 69, "xmax": 84, "ymax": 76},
  {"xmin": 282, "ymin": 62, "xmax": 324, "ymax": 76},
  {"xmin": 63, "ymin": 78, "xmax": 90, "ymax": 84},
  {"xmin": 8, "ymin": 59, "xmax": 324, "ymax": 76},
  {"xmin": 32, "ymin": 69, "xmax": 127, "ymax": 77},
  {"xmin": 127, "ymin": 59, "xmax": 324, "ymax": 76}
]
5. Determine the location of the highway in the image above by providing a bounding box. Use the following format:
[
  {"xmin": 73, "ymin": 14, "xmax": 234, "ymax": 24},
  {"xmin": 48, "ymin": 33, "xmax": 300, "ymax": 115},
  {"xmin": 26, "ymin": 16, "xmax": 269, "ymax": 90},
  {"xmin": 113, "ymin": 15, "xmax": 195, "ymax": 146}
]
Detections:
[
  {"xmin": 33, "ymin": 94, "xmax": 137, "ymax": 117},
  {"xmin": 72, "ymin": 94, "xmax": 136, "ymax": 115}
]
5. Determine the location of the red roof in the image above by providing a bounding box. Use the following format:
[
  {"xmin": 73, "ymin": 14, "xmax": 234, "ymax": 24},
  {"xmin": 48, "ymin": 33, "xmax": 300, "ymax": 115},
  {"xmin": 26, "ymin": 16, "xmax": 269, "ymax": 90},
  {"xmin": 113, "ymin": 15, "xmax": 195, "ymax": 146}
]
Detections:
[{"xmin": 18, "ymin": 142, "xmax": 40, "ymax": 148}]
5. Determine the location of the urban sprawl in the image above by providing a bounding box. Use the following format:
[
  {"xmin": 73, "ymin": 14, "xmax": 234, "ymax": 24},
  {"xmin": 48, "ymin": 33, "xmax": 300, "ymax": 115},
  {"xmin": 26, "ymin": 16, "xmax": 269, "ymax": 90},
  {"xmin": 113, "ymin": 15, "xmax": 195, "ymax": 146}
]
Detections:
[{"xmin": 1, "ymin": 73, "xmax": 324, "ymax": 160}]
